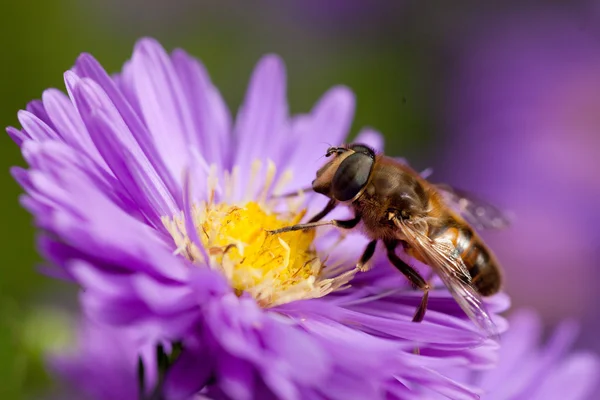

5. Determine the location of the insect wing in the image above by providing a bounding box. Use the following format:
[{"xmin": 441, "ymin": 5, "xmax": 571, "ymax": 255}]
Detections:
[
  {"xmin": 393, "ymin": 217, "xmax": 498, "ymax": 338},
  {"xmin": 427, "ymin": 239, "xmax": 499, "ymax": 339},
  {"xmin": 435, "ymin": 184, "xmax": 511, "ymax": 230}
]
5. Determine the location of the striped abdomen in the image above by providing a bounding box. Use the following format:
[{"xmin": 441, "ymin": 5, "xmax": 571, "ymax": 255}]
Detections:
[{"xmin": 432, "ymin": 222, "xmax": 502, "ymax": 296}]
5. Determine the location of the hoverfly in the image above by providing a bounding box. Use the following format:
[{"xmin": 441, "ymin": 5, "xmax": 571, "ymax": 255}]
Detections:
[{"xmin": 270, "ymin": 143, "xmax": 509, "ymax": 336}]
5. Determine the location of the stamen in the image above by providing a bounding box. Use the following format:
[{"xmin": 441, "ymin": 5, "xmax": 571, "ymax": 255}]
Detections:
[
  {"xmin": 207, "ymin": 164, "xmax": 219, "ymax": 205},
  {"xmin": 258, "ymin": 160, "xmax": 277, "ymax": 204},
  {"xmin": 245, "ymin": 160, "xmax": 263, "ymax": 201},
  {"xmin": 162, "ymin": 161, "xmax": 357, "ymax": 307},
  {"xmin": 272, "ymin": 169, "xmax": 294, "ymax": 197}
]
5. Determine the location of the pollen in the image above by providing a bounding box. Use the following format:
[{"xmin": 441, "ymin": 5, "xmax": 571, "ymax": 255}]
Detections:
[{"xmin": 162, "ymin": 160, "xmax": 356, "ymax": 307}]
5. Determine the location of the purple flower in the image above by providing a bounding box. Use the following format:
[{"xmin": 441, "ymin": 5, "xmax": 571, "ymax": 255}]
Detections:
[
  {"xmin": 443, "ymin": 310, "xmax": 600, "ymax": 400},
  {"xmin": 11, "ymin": 37, "xmax": 508, "ymax": 398},
  {"xmin": 476, "ymin": 310, "xmax": 599, "ymax": 400},
  {"xmin": 54, "ymin": 310, "xmax": 599, "ymax": 400}
]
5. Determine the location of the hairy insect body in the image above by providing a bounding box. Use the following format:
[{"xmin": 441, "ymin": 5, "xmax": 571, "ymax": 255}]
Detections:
[
  {"xmin": 356, "ymin": 157, "xmax": 502, "ymax": 297},
  {"xmin": 270, "ymin": 143, "xmax": 509, "ymax": 336},
  {"xmin": 431, "ymin": 221, "xmax": 502, "ymax": 296},
  {"xmin": 355, "ymin": 158, "xmax": 430, "ymax": 242}
]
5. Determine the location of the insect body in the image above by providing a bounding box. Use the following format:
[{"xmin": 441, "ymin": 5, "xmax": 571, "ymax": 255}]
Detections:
[{"xmin": 270, "ymin": 143, "xmax": 508, "ymax": 336}]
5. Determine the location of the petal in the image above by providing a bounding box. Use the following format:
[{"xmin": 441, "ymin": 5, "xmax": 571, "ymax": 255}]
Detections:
[
  {"xmin": 532, "ymin": 353, "xmax": 600, "ymax": 400},
  {"xmin": 355, "ymin": 127, "xmax": 384, "ymax": 152},
  {"xmin": 233, "ymin": 55, "xmax": 288, "ymax": 174},
  {"xmin": 69, "ymin": 260, "xmax": 136, "ymax": 296},
  {"xmin": 217, "ymin": 353, "xmax": 255, "ymax": 400},
  {"xmin": 404, "ymin": 367, "xmax": 480, "ymax": 400},
  {"xmin": 172, "ymin": 49, "xmax": 231, "ymax": 167},
  {"xmin": 132, "ymin": 273, "xmax": 196, "ymax": 315},
  {"xmin": 260, "ymin": 317, "xmax": 330, "ymax": 385},
  {"xmin": 308, "ymin": 86, "xmax": 355, "ymax": 146},
  {"xmin": 6, "ymin": 126, "xmax": 28, "ymax": 146},
  {"xmin": 17, "ymin": 110, "xmax": 60, "ymax": 141},
  {"xmin": 131, "ymin": 38, "xmax": 195, "ymax": 181},
  {"xmin": 26, "ymin": 99, "xmax": 54, "ymax": 128},
  {"xmin": 71, "ymin": 54, "xmax": 183, "ymax": 208},
  {"xmin": 42, "ymin": 88, "xmax": 107, "ymax": 167},
  {"xmin": 20, "ymin": 142, "xmax": 187, "ymax": 282},
  {"xmin": 284, "ymin": 86, "xmax": 356, "ymax": 187},
  {"xmin": 163, "ymin": 341, "xmax": 213, "ymax": 400},
  {"xmin": 21, "ymin": 139, "xmax": 142, "ymax": 219},
  {"xmin": 72, "ymin": 77, "xmax": 179, "ymax": 225},
  {"xmin": 80, "ymin": 289, "xmax": 151, "ymax": 325},
  {"xmin": 112, "ymin": 60, "xmax": 142, "ymax": 116}
]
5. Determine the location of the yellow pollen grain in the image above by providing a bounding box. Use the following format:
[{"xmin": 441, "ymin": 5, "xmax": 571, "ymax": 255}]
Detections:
[
  {"xmin": 198, "ymin": 201, "xmax": 319, "ymax": 305},
  {"xmin": 162, "ymin": 161, "xmax": 359, "ymax": 308}
]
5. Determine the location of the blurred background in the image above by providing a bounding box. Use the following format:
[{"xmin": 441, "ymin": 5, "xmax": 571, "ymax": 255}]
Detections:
[{"xmin": 1, "ymin": 0, "xmax": 599, "ymax": 398}]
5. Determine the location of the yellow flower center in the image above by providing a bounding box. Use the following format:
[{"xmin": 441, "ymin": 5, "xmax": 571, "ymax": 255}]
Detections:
[{"xmin": 162, "ymin": 161, "xmax": 356, "ymax": 307}]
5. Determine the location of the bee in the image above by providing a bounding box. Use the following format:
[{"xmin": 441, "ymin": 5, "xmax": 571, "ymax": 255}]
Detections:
[{"xmin": 269, "ymin": 143, "xmax": 509, "ymax": 336}]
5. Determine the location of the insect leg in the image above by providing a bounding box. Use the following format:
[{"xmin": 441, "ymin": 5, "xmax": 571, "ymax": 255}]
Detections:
[
  {"xmin": 268, "ymin": 212, "xmax": 361, "ymax": 234},
  {"xmin": 385, "ymin": 240, "xmax": 430, "ymax": 322},
  {"xmin": 357, "ymin": 240, "xmax": 378, "ymax": 272},
  {"xmin": 308, "ymin": 199, "xmax": 337, "ymax": 223}
]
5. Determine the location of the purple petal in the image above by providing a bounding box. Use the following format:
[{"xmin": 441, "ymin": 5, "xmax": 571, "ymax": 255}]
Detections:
[
  {"xmin": 113, "ymin": 60, "xmax": 142, "ymax": 116},
  {"xmin": 172, "ymin": 49, "xmax": 232, "ymax": 167},
  {"xmin": 17, "ymin": 110, "xmax": 60, "ymax": 141},
  {"xmin": 6, "ymin": 126, "xmax": 28, "ymax": 145},
  {"xmin": 233, "ymin": 55, "xmax": 288, "ymax": 175},
  {"xmin": 26, "ymin": 99, "xmax": 54, "ymax": 128},
  {"xmin": 69, "ymin": 260, "xmax": 136, "ymax": 296},
  {"xmin": 532, "ymin": 353, "xmax": 600, "ymax": 400},
  {"xmin": 355, "ymin": 127, "xmax": 384, "ymax": 152},
  {"xmin": 20, "ymin": 143, "xmax": 187, "ymax": 283},
  {"xmin": 132, "ymin": 273, "xmax": 196, "ymax": 315},
  {"xmin": 72, "ymin": 77, "xmax": 178, "ymax": 226},
  {"xmin": 217, "ymin": 352, "xmax": 255, "ymax": 400},
  {"xmin": 309, "ymin": 86, "xmax": 355, "ymax": 145},
  {"xmin": 163, "ymin": 341, "xmax": 213, "ymax": 400},
  {"xmin": 284, "ymin": 86, "xmax": 355, "ymax": 186},
  {"xmin": 131, "ymin": 38, "xmax": 195, "ymax": 182},
  {"xmin": 72, "ymin": 54, "xmax": 183, "ymax": 208},
  {"xmin": 42, "ymin": 88, "xmax": 107, "ymax": 167}
]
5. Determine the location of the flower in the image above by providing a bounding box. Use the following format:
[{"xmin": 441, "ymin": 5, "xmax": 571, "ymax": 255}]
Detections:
[
  {"xmin": 11, "ymin": 37, "xmax": 508, "ymax": 398},
  {"xmin": 474, "ymin": 310, "xmax": 599, "ymax": 400},
  {"xmin": 52, "ymin": 310, "xmax": 600, "ymax": 400},
  {"xmin": 430, "ymin": 310, "xmax": 600, "ymax": 400}
]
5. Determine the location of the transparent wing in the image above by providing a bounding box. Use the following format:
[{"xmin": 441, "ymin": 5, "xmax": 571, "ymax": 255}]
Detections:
[
  {"xmin": 392, "ymin": 216, "xmax": 498, "ymax": 338},
  {"xmin": 435, "ymin": 184, "xmax": 511, "ymax": 230}
]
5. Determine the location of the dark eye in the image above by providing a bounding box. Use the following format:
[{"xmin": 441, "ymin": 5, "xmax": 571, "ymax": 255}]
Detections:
[
  {"xmin": 332, "ymin": 152, "xmax": 375, "ymax": 201},
  {"xmin": 348, "ymin": 143, "xmax": 375, "ymax": 159}
]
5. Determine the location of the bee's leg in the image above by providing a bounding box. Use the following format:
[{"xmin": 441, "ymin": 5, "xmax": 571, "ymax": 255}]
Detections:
[
  {"xmin": 268, "ymin": 213, "xmax": 361, "ymax": 234},
  {"xmin": 357, "ymin": 240, "xmax": 378, "ymax": 272},
  {"xmin": 384, "ymin": 240, "xmax": 430, "ymax": 323},
  {"xmin": 308, "ymin": 199, "xmax": 337, "ymax": 223}
]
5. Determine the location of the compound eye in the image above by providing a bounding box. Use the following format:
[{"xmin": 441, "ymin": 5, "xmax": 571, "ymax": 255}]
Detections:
[
  {"xmin": 348, "ymin": 143, "xmax": 375, "ymax": 158},
  {"xmin": 332, "ymin": 152, "xmax": 375, "ymax": 201}
]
